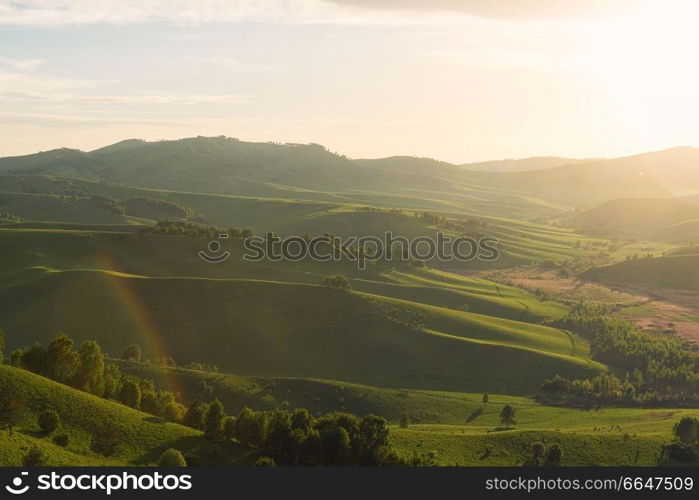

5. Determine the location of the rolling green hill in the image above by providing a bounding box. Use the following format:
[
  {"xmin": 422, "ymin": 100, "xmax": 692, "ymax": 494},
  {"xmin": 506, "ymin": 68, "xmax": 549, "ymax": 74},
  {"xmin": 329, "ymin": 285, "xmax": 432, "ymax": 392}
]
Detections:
[
  {"xmin": 0, "ymin": 270, "xmax": 602, "ymax": 394},
  {"xmin": 569, "ymin": 194, "xmax": 699, "ymax": 242},
  {"xmin": 0, "ymin": 364, "xmax": 203, "ymax": 466},
  {"xmin": 582, "ymin": 253, "xmax": 699, "ymax": 291}
]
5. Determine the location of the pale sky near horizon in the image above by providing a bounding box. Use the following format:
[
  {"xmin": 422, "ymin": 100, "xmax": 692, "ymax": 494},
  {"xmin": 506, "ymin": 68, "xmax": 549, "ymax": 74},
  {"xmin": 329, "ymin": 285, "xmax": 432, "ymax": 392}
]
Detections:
[{"xmin": 1, "ymin": 0, "xmax": 698, "ymax": 163}]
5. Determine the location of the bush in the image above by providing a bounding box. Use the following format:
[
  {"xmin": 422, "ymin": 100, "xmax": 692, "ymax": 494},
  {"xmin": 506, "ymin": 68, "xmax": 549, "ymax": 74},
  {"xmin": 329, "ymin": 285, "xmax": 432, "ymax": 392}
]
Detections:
[
  {"xmin": 158, "ymin": 448, "xmax": 187, "ymax": 467},
  {"xmin": 253, "ymin": 456, "xmax": 276, "ymax": 467},
  {"xmin": 320, "ymin": 275, "xmax": 351, "ymax": 290},
  {"xmin": 53, "ymin": 433, "xmax": 70, "ymax": 448},
  {"xmin": 38, "ymin": 410, "xmax": 61, "ymax": 434},
  {"xmin": 22, "ymin": 445, "xmax": 47, "ymax": 467}
]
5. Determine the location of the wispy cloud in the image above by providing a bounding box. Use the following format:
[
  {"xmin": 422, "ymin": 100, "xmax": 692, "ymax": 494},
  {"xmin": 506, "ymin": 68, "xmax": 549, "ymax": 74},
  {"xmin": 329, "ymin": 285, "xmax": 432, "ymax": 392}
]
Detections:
[
  {"xmin": 189, "ymin": 56, "xmax": 276, "ymax": 72},
  {"xmin": 0, "ymin": 0, "xmax": 481, "ymax": 26},
  {"xmin": 0, "ymin": 56, "xmax": 44, "ymax": 71}
]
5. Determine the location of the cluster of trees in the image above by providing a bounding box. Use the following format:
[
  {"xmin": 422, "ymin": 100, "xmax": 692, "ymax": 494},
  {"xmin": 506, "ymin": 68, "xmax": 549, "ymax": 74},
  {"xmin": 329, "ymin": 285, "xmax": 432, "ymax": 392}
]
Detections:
[
  {"xmin": 86, "ymin": 195, "xmax": 126, "ymax": 215},
  {"xmin": 320, "ymin": 275, "xmax": 352, "ymax": 290},
  {"xmin": 546, "ymin": 304, "xmax": 699, "ymax": 405},
  {"xmin": 192, "ymin": 404, "xmax": 401, "ymax": 466},
  {"xmin": 0, "ymin": 212, "xmax": 22, "ymax": 223},
  {"xmin": 8, "ymin": 334, "xmax": 187, "ymax": 423},
  {"xmin": 539, "ymin": 373, "xmax": 636, "ymax": 407},
  {"xmin": 523, "ymin": 441, "xmax": 563, "ymax": 467},
  {"xmin": 124, "ymin": 196, "xmax": 192, "ymax": 219},
  {"xmin": 142, "ymin": 220, "xmax": 253, "ymax": 239},
  {"xmin": 661, "ymin": 417, "xmax": 699, "ymax": 463},
  {"xmin": 85, "ymin": 195, "xmax": 194, "ymax": 220}
]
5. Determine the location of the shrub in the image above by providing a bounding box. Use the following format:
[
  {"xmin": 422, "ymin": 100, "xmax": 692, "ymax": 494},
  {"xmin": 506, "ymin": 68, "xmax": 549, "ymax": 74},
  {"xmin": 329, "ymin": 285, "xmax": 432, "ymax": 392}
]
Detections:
[
  {"xmin": 253, "ymin": 456, "xmax": 276, "ymax": 467},
  {"xmin": 158, "ymin": 448, "xmax": 187, "ymax": 467},
  {"xmin": 53, "ymin": 433, "xmax": 70, "ymax": 448},
  {"xmin": 38, "ymin": 410, "xmax": 61, "ymax": 434},
  {"xmin": 22, "ymin": 445, "xmax": 47, "ymax": 467}
]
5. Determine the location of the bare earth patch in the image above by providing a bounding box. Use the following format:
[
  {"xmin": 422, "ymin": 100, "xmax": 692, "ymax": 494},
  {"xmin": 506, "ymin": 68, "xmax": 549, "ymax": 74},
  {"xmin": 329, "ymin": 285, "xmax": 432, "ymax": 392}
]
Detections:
[{"xmin": 464, "ymin": 267, "xmax": 699, "ymax": 348}]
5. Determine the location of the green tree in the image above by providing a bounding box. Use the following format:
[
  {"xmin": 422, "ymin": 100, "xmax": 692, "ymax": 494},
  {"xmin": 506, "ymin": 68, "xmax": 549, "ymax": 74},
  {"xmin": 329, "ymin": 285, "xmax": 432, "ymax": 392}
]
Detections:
[
  {"xmin": 253, "ymin": 456, "xmax": 276, "ymax": 467},
  {"xmin": 38, "ymin": 410, "xmax": 61, "ymax": 434},
  {"xmin": 23, "ymin": 445, "xmax": 47, "ymax": 467},
  {"xmin": 0, "ymin": 327, "xmax": 4, "ymax": 363},
  {"xmin": 500, "ymin": 405, "xmax": 516, "ymax": 429},
  {"xmin": 119, "ymin": 376, "xmax": 141, "ymax": 409},
  {"xmin": 102, "ymin": 363, "xmax": 122, "ymax": 400},
  {"xmin": 92, "ymin": 420, "xmax": 121, "ymax": 457},
  {"xmin": 223, "ymin": 417, "xmax": 237, "ymax": 441},
  {"xmin": 204, "ymin": 398, "xmax": 225, "ymax": 439},
  {"xmin": 0, "ymin": 384, "xmax": 26, "ymax": 436},
  {"xmin": 160, "ymin": 401, "xmax": 185, "ymax": 423},
  {"xmin": 482, "ymin": 393, "xmax": 489, "ymax": 404},
  {"xmin": 21, "ymin": 343, "xmax": 47, "ymax": 375},
  {"xmin": 46, "ymin": 333, "xmax": 79, "ymax": 384},
  {"xmin": 544, "ymin": 444, "xmax": 563, "ymax": 467},
  {"xmin": 159, "ymin": 448, "xmax": 187, "ymax": 466},
  {"xmin": 234, "ymin": 407, "xmax": 268, "ymax": 448},
  {"xmin": 321, "ymin": 275, "xmax": 351, "ymax": 290},
  {"xmin": 122, "ymin": 344, "xmax": 142, "ymax": 362},
  {"xmin": 73, "ymin": 341, "xmax": 105, "ymax": 395},
  {"xmin": 183, "ymin": 400, "xmax": 208, "ymax": 430},
  {"xmin": 399, "ymin": 413, "xmax": 410, "ymax": 429},
  {"xmin": 673, "ymin": 417, "xmax": 699, "ymax": 447},
  {"xmin": 10, "ymin": 350, "xmax": 21, "ymax": 367}
]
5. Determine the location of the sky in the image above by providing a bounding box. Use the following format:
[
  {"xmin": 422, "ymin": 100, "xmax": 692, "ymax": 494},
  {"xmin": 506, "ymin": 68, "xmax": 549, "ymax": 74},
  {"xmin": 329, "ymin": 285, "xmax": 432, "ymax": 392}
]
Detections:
[{"xmin": 1, "ymin": 0, "xmax": 698, "ymax": 163}]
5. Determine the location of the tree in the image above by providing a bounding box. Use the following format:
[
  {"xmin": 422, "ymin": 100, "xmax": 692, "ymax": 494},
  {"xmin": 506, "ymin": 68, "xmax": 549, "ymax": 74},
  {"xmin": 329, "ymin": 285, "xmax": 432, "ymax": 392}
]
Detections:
[
  {"xmin": 500, "ymin": 405, "xmax": 516, "ymax": 428},
  {"xmin": 73, "ymin": 341, "xmax": 105, "ymax": 395},
  {"xmin": 159, "ymin": 448, "xmax": 187, "ymax": 466},
  {"xmin": 122, "ymin": 344, "xmax": 142, "ymax": 362},
  {"xmin": 223, "ymin": 417, "xmax": 237, "ymax": 441},
  {"xmin": 160, "ymin": 401, "xmax": 185, "ymax": 423},
  {"xmin": 234, "ymin": 407, "xmax": 268, "ymax": 448},
  {"xmin": 45, "ymin": 333, "xmax": 79, "ymax": 384},
  {"xmin": 119, "ymin": 377, "xmax": 141, "ymax": 409},
  {"xmin": 321, "ymin": 426, "xmax": 352, "ymax": 465},
  {"xmin": 10, "ymin": 350, "xmax": 21, "ymax": 367},
  {"xmin": 204, "ymin": 398, "xmax": 225, "ymax": 439},
  {"xmin": 673, "ymin": 417, "xmax": 699, "ymax": 447},
  {"xmin": 92, "ymin": 420, "xmax": 121, "ymax": 457},
  {"xmin": 21, "ymin": 343, "xmax": 47, "ymax": 375},
  {"xmin": 482, "ymin": 393, "xmax": 489, "ymax": 404},
  {"xmin": 38, "ymin": 410, "xmax": 61, "ymax": 434},
  {"xmin": 531, "ymin": 441, "xmax": 546, "ymax": 460},
  {"xmin": 253, "ymin": 456, "xmax": 276, "ymax": 467},
  {"xmin": 399, "ymin": 413, "xmax": 410, "ymax": 429},
  {"xmin": 22, "ymin": 445, "xmax": 47, "ymax": 467},
  {"xmin": 321, "ymin": 275, "xmax": 351, "ymax": 290},
  {"xmin": 0, "ymin": 384, "xmax": 26, "ymax": 436},
  {"xmin": 102, "ymin": 363, "xmax": 122, "ymax": 400},
  {"xmin": 0, "ymin": 327, "xmax": 4, "ymax": 363},
  {"xmin": 183, "ymin": 400, "xmax": 208, "ymax": 430},
  {"xmin": 544, "ymin": 444, "xmax": 563, "ymax": 467}
]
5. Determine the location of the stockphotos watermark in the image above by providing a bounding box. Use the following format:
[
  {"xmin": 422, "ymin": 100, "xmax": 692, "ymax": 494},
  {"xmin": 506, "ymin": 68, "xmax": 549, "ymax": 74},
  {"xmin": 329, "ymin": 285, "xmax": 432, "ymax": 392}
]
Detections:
[
  {"xmin": 4, "ymin": 470, "xmax": 192, "ymax": 496},
  {"xmin": 199, "ymin": 231, "xmax": 500, "ymax": 269}
]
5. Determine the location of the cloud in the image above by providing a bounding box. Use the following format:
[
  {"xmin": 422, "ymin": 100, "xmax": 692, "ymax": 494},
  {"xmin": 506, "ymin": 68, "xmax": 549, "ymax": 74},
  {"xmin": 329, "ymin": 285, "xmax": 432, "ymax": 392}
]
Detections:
[
  {"xmin": 324, "ymin": 0, "xmax": 639, "ymax": 20},
  {"xmin": 0, "ymin": 56, "xmax": 44, "ymax": 71},
  {"xmin": 189, "ymin": 56, "xmax": 275, "ymax": 72}
]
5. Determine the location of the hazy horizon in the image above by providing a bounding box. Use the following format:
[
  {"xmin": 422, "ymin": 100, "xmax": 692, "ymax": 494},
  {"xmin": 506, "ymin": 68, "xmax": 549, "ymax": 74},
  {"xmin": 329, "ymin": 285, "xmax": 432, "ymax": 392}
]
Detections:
[{"xmin": 2, "ymin": 0, "xmax": 699, "ymax": 162}]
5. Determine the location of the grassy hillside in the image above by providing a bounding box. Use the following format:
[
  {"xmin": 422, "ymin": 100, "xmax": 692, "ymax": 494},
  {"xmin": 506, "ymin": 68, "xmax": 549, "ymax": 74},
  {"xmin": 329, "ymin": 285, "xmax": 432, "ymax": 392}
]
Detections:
[
  {"xmin": 0, "ymin": 364, "xmax": 202, "ymax": 466},
  {"xmin": 569, "ymin": 194, "xmax": 699, "ymax": 242},
  {"xmin": 0, "ymin": 271, "xmax": 601, "ymax": 394},
  {"xmin": 582, "ymin": 254, "xmax": 699, "ymax": 291},
  {"xmin": 118, "ymin": 363, "xmax": 699, "ymax": 466}
]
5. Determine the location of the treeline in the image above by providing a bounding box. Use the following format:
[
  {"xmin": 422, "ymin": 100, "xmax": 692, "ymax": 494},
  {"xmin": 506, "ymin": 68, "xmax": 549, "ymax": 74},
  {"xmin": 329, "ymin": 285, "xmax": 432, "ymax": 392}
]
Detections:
[
  {"xmin": 540, "ymin": 304, "xmax": 699, "ymax": 406},
  {"xmin": 85, "ymin": 195, "xmax": 192, "ymax": 219},
  {"xmin": 141, "ymin": 220, "xmax": 254, "ymax": 239},
  {"xmin": 185, "ymin": 405, "xmax": 401, "ymax": 466},
  {"xmin": 1, "ymin": 330, "xmax": 404, "ymax": 466},
  {"xmin": 7, "ymin": 334, "xmax": 187, "ymax": 423},
  {"xmin": 0, "ymin": 213, "xmax": 22, "ymax": 223}
]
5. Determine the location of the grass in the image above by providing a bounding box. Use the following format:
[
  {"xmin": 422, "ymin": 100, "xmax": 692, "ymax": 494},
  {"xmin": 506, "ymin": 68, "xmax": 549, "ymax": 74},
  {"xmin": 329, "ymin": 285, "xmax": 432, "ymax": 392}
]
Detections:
[
  {"xmin": 117, "ymin": 362, "xmax": 699, "ymax": 466},
  {"xmin": 0, "ymin": 364, "xmax": 201, "ymax": 466}
]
